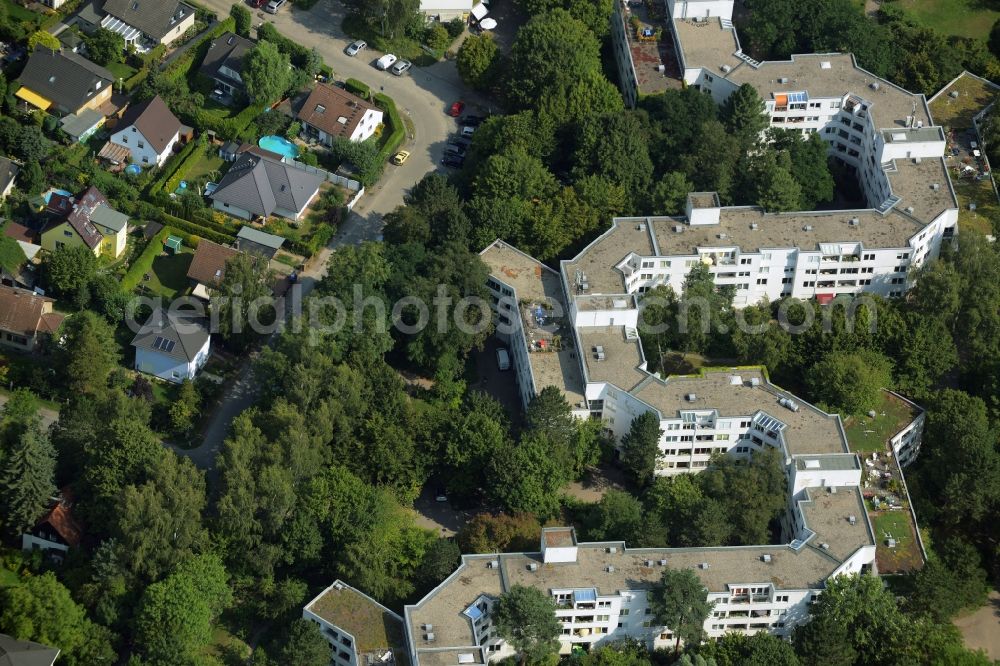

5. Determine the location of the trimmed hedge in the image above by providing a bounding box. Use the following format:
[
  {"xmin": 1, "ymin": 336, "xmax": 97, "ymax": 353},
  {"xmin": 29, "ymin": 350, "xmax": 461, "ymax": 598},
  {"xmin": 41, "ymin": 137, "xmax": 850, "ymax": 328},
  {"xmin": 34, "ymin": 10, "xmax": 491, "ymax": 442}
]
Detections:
[
  {"xmin": 373, "ymin": 92, "xmax": 405, "ymax": 166},
  {"xmin": 122, "ymin": 226, "xmax": 173, "ymax": 293},
  {"xmin": 149, "ymin": 139, "xmax": 203, "ymax": 197},
  {"xmin": 345, "ymin": 78, "xmax": 371, "ymax": 100},
  {"xmin": 160, "ymin": 213, "xmax": 236, "ymax": 245},
  {"xmin": 164, "ymin": 138, "xmax": 210, "ymax": 195}
]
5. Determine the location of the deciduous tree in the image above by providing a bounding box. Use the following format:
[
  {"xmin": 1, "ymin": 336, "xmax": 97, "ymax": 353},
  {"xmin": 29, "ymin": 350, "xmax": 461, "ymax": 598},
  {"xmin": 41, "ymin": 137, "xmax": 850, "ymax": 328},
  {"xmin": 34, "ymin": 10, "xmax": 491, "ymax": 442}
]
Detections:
[
  {"xmin": 494, "ymin": 585, "xmax": 561, "ymax": 663},
  {"xmin": 620, "ymin": 411, "xmax": 662, "ymax": 487},
  {"xmin": 457, "ymin": 33, "xmax": 499, "ymax": 89},
  {"xmin": 806, "ymin": 349, "xmax": 892, "ymax": 415},
  {"xmin": 650, "ymin": 567, "xmax": 713, "ymax": 652},
  {"xmin": 230, "ymin": 3, "xmax": 252, "ymax": 37},
  {"xmin": 243, "ymin": 40, "xmax": 292, "ymax": 105},
  {"xmin": 83, "ymin": 28, "xmax": 124, "ymax": 66},
  {"xmin": 42, "ymin": 245, "xmax": 97, "ymax": 299}
]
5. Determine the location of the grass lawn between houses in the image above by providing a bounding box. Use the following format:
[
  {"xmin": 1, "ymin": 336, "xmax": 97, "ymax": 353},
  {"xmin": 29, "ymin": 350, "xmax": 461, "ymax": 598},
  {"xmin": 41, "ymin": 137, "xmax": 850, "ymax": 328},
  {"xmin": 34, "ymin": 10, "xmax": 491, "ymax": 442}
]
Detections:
[
  {"xmin": 106, "ymin": 61, "xmax": 138, "ymax": 83},
  {"xmin": 842, "ymin": 392, "xmax": 920, "ymax": 455},
  {"xmin": 897, "ymin": 0, "xmax": 1000, "ymax": 40},
  {"xmin": 144, "ymin": 246, "xmax": 195, "ymax": 299}
]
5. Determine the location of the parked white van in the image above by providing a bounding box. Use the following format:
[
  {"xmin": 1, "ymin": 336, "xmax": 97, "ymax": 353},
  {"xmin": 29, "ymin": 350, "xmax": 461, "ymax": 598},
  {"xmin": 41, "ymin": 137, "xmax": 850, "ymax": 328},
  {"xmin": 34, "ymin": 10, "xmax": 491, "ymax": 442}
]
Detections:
[{"xmin": 376, "ymin": 54, "xmax": 398, "ymax": 70}]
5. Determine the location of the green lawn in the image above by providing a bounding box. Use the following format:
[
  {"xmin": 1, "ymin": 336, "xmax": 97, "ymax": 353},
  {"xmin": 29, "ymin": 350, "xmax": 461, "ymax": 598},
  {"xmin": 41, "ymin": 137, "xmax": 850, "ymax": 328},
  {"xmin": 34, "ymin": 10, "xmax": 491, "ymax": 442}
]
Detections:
[
  {"xmin": 145, "ymin": 247, "xmax": 195, "ymax": 299},
  {"xmin": 106, "ymin": 61, "xmax": 138, "ymax": 82},
  {"xmin": 843, "ymin": 392, "xmax": 919, "ymax": 454},
  {"xmin": 184, "ymin": 149, "xmax": 226, "ymax": 183},
  {"xmin": 897, "ymin": 0, "xmax": 1000, "ymax": 40},
  {"xmin": 200, "ymin": 626, "xmax": 251, "ymax": 665},
  {"xmin": 1, "ymin": 0, "xmax": 40, "ymax": 23}
]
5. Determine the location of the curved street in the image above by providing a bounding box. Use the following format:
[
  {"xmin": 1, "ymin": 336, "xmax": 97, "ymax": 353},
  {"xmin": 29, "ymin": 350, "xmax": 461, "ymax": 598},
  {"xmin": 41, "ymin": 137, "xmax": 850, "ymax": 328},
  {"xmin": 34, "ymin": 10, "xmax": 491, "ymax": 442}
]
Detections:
[{"xmin": 174, "ymin": 0, "xmax": 485, "ymax": 471}]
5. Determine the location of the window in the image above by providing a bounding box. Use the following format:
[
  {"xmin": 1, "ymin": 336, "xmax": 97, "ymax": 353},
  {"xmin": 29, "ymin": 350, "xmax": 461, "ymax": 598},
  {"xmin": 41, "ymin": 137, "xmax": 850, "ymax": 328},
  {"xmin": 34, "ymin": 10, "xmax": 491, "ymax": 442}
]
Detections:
[
  {"xmin": 803, "ymin": 281, "xmax": 815, "ymax": 287},
  {"xmin": 776, "ymin": 595, "xmax": 789, "ymax": 602},
  {"xmin": 740, "ymin": 258, "xmax": 752, "ymax": 265},
  {"xmin": 620, "ymin": 609, "xmax": 629, "ymax": 616},
  {"xmin": 781, "ymin": 277, "xmax": 792, "ymax": 284},
  {"xmin": 63, "ymin": 230, "xmax": 72, "ymax": 237},
  {"xmin": 756, "ymin": 278, "xmax": 767, "ymax": 285},
  {"xmin": 137, "ymin": 142, "xmax": 144, "ymax": 149},
  {"xmin": 890, "ymin": 277, "xmax": 904, "ymax": 284},
  {"xmin": 863, "ymin": 253, "xmax": 875, "ymax": 261}
]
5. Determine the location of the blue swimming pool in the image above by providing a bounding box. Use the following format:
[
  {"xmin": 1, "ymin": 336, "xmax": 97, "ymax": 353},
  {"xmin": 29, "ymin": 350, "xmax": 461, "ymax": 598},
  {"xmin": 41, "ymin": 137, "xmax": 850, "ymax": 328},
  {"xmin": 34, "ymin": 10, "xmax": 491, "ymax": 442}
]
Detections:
[
  {"xmin": 43, "ymin": 188, "xmax": 73, "ymax": 204},
  {"xmin": 125, "ymin": 164, "xmax": 142, "ymax": 176},
  {"xmin": 258, "ymin": 135, "xmax": 300, "ymax": 159}
]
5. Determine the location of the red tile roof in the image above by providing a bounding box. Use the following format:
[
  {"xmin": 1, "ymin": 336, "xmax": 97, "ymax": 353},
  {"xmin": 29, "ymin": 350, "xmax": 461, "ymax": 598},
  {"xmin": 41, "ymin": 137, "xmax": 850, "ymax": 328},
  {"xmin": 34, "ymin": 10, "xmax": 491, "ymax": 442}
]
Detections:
[{"xmin": 35, "ymin": 487, "xmax": 83, "ymax": 548}]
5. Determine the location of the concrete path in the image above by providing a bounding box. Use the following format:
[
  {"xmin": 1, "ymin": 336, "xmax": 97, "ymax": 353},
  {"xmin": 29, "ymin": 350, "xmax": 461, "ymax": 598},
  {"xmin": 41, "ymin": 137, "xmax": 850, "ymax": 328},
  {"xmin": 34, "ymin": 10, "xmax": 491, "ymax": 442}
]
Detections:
[
  {"xmin": 159, "ymin": 18, "xmax": 218, "ymax": 70},
  {"xmin": 0, "ymin": 392, "xmax": 59, "ymax": 430}
]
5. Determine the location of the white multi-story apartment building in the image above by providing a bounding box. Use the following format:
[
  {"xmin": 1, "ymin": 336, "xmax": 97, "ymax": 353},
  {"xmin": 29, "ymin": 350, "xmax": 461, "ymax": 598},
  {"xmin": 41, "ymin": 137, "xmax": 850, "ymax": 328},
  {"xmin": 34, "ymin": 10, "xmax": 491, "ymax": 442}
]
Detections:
[{"xmin": 609, "ymin": 0, "xmax": 958, "ymax": 307}]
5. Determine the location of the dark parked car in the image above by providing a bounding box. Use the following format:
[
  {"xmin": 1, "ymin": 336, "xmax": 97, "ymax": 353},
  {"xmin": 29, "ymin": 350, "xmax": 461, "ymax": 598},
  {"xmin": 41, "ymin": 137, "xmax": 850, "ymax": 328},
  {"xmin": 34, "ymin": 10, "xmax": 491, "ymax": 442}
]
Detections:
[
  {"xmin": 442, "ymin": 155, "xmax": 464, "ymax": 168},
  {"xmin": 461, "ymin": 114, "xmax": 486, "ymax": 126},
  {"xmin": 445, "ymin": 143, "xmax": 467, "ymax": 156}
]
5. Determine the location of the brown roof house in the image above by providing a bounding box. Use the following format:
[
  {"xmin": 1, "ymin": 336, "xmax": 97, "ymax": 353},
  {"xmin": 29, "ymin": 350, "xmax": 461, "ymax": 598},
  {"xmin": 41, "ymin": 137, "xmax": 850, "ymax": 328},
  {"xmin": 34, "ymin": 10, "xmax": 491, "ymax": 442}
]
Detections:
[
  {"xmin": 39, "ymin": 186, "xmax": 129, "ymax": 258},
  {"xmin": 298, "ymin": 83, "xmax": 383, "ymax": 145},
  {"xmin": 105, "ymin": 95, "xmax": 185, "ymax": 168},
  {"xmin": 186, "ymin": 239, "xmax": 240, "ymax": 300},
  {"xmin": 20, "ymin": 487, "xmax": 82, "ymax": 564},
  {"xmin": 0, "ymin": 285, "xmax": 63, "ymax": 352}
]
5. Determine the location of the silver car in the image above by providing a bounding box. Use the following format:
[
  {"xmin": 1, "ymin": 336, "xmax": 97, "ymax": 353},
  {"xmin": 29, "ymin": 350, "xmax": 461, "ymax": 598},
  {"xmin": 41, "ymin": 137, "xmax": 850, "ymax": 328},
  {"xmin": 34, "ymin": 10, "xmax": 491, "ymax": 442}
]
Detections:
[
  {"xmin": 390, "ymin": 59, "xmax": 412, "ymax": 76},
  {"xmin": 345, "ymin": 40, "xmax": 366, "ymax": 57},
  {"xmin": 264, "ymin": 0, "xmax": 285, "ymax": 13}
]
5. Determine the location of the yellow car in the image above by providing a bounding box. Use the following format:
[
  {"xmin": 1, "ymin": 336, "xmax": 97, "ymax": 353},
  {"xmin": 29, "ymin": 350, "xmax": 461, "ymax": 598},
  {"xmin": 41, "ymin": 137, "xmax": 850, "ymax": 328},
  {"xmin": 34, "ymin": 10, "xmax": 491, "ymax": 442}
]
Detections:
[{"xmin": 391, "ymin": 150, "xmax": 410, "ymax": 165}]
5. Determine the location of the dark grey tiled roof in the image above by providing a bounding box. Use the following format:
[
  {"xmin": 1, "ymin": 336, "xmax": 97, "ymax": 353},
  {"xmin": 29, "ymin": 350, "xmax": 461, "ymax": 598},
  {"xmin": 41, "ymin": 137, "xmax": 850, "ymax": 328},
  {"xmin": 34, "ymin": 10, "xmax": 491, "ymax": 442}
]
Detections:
[
  {"xmin": 16, "ymin": 47, "xmax": 113, "ymax": 113},
  {"xmin": 211, "ymin": 152, "xmax": 323, "ymax": 218},
  {"xmin": 199, "ymin": 31, "xmax": 253, "ymax": 90},
  {"xmin": 0, "ymin": 157, "xmax": 17, "ymax": 194},
  {"xmin": 0, "ymin": 633, "xmax": 60, "ymax": 666},
  {"xmin": 103, "ymin": 0, "xmax": 194, "ymax": 41},
  {"xmin": 131, "ymin": 307, "xmax": 209, "ymax": 363}
]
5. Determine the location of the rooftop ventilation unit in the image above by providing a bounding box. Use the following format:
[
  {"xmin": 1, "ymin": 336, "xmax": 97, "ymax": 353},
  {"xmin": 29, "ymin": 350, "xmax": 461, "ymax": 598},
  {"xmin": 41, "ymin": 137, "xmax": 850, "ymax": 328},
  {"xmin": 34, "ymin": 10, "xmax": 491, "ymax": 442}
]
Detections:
[
  {"xmin": 606, "ymin": 565, "xmax": 615, "ymax": 573},
  {"xmin": 607, "ymin": 547, "xmax": 617, "ymax": 554},
  {"xmin": 645, "ymin": 560, "xmax": 654, "ymax": 567},
  {"xmin": 425, "ymin": 633, "xmax": 436, "ymax": 642},
  {"xmin": 717, "ymin": 233, "xmax": 727, "ymax": 239},
  {"xmin": 527, "ymin": 563, "xmax": 538, "ymax": 571},
  {"xmin": 849, "ymin": 218, "xmax": 860, "ymax": 227},
  {"xmin": 905, "ymin": 206, "xmax": 914, "ymax": 214},
  {"xmin": 870, "ymin": 81, "xmax": 880, "ymax": 90},
  {"xmin": 821, "ymin": 543, "xmax": 830, "ymax": 550},
  {"xmin": 913, "ymin": 156, "xmax": 922, "ymax": 164},
  {"xmin": 848, "ymin": 515, "xmax": 857, "ymax": 525},
  {"xmin": 778, "ymin": 397, "xmax": 800, "ymax": 412},
  {"xmin": 659, "ymin": 559, "xmax": 668, "ymax": 566},
  {"xmin": 721, "ymin": 64, "xmax": 732, "ymax": 73},
  {"xmin": 750, "ymin": 223, "xmax": 759, "ymax": 230},
  {"xmin": 673, "ymin": 225, "xmax": 684, "ymax": 233},
  {"xmin": 422, "ymin": 624, "xmax": 433, "ymax": 631},
  {"xmin": 699, "ymin": 562, "xmax": 710, "ymax": 570},
  {"xmin": 778, "ymin": 77, "xmax": 789, "ymax": 84},
  {"xmin": 750, "ymin": 377, "xmax": 761, "ymax": 386},
  {"xmin": 803, "ymin": 225, "xmax": 814, "ymax": 231},
  {"xmin": 637, "ymin": 223, "xmax": 646, "ymax": 231},
  {"xmin": 761, "ymin": 554, "xmax": 772, "ymax": 563},
  {"xmin": 487, "ymin": 560, "xmax": 499, "ymax": 569},
  {"xmin": 932, "ymin": 183, "xmax": 940, "ymax": 190},
  {"xmin": 887, "ymin": 538, "xmax": 897, "ymax": 548},
  {"xmin": 685, "ymin": 393, "xmax": 697, "ymax": 402}
]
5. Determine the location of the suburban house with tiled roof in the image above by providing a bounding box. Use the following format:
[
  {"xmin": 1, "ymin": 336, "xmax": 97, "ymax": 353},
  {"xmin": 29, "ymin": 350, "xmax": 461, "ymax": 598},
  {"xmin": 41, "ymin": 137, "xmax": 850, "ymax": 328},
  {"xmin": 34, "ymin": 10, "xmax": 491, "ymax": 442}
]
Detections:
[
  {"xmin": 21, "ymin": 487, "xmax": 83, "ymax": 563},
  {"xmin": 186, "ymin": 239, "xmax": 240, "ymax": 300},
  {"xmin": 0, "ymin": 157, "xmax": 18, "ymax": 200},
  {"xmin": 200, "ymin": 31, "xmax": 254, "ymax": 101},
  {"xmin": 210, "ymin": 150, "xmax": 324, "ymax": 221},
  {"xmin": 15, "ymin": 47, "xmax": 113, "ymax": 116},
  {"xmin": 107, "ymin": 95, "xmax": 185, "ymax": 167},
  {"xmin": 101, "ymin": 0, "xmax": 196, "ymax": 49},
  {"xmin": 0, "ymin": 285, "xmax": 63, "ymax": 352},
  {"xmin": 298, "ymin": 83, "xmax": 383, "ymax": 145},
  {"xmin": 132, "ymin": 307, "xmax": 210, "ymax": 383},
  {"xmin": 40, "ymin": 186, "xmax": 129, "ymax": 258},
  {"xmin": 0, "ymin": 634, "xmax": 60, "ymax": 666}
]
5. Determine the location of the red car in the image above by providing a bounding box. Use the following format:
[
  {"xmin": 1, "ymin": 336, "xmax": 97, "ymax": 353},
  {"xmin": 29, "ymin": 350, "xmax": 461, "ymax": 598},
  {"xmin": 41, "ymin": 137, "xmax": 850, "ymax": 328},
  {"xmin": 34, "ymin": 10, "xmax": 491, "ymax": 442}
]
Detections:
[
  {"xmin": 448, "ymin": 101, "xmax": 465, "ymax": 117},
  {"xmin": 248, "ymin": 0, "xmax": 266, "ymax": 7}
]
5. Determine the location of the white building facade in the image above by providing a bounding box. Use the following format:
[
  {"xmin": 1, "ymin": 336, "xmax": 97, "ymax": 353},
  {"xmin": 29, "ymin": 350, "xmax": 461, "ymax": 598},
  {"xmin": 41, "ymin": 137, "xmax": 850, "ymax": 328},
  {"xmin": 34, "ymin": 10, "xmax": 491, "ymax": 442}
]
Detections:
[{"xmin": 109, "ymin": 123, "xmax": 180, "ymax": 168}]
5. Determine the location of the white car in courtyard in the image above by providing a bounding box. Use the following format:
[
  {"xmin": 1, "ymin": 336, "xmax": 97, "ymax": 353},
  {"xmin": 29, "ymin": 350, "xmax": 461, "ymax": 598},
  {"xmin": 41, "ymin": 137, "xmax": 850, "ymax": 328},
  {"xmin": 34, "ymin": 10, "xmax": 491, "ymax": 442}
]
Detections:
[{"xmin": 376, "ymin": 54, "xmax": 398, "ymax": 70}]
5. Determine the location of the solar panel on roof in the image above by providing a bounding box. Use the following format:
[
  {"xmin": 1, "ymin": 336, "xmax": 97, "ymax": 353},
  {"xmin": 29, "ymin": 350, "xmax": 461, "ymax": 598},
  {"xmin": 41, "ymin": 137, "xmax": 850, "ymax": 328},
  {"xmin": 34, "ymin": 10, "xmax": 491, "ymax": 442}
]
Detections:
[
  {"xmin": 574, "ymin": 588, "xmax": 597, "ymax": 603},
  {"xmin": 787, "ymin": 91, "xmax": 809, "ymax": 103},
  {"xmin": 152, "ymin": 336, "xmax": 176, "ymax": 352}
]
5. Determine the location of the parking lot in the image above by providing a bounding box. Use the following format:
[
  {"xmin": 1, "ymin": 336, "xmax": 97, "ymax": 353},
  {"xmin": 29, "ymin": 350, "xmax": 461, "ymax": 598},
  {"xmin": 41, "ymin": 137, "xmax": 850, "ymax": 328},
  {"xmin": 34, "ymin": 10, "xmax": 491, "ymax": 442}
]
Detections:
[{"xmin": 470, "ymin": 336, "xmax": 523, "ymax": 428}]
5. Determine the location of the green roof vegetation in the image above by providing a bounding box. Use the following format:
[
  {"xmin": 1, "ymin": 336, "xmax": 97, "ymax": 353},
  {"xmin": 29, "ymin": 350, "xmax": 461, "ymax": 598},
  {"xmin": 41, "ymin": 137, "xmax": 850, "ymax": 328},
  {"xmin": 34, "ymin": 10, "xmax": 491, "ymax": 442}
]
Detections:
[
  {"xmin": 843, "ymin": 392, "xmax": 920, "ymax": 455},
  {"xmin": 308, "ymin": 586, "xmax": 406, "ymax": 662}
]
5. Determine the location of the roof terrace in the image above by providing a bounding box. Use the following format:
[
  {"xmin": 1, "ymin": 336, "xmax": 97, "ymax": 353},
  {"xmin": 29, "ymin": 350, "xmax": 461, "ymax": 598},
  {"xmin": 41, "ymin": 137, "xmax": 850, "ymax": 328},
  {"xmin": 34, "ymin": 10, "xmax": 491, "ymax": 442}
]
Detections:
[{"xmin": 617, "ymin": 0, "xmax": 682, "ymax": 95}]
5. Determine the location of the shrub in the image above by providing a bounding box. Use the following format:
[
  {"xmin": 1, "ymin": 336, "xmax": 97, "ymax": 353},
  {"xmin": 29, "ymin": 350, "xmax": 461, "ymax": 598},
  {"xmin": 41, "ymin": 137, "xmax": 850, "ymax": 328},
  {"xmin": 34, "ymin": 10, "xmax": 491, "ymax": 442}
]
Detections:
[
  {"xmin": 345, "ymin": 78, "xmax": 371, "ymax": 100},
  {"xmin": 445, "ymin": 17, "xmax": 465, "ymax": 39},
  {"xmin": 373, "ymin": 92, "xmax": 404, "ymax": 173},
  {"xmin": 426, "ymin": 24, "xmax": 451, "ymax": 52},
  {"xmin": 184, "ymin": 234, "xmax": 201, "ymax": 249},
  {"xmin": 121, "ymin": 226, "xmax": 173, "ymax": 293},
  {"xmin": 160, "ymin": 213, "xmax": 235, "ymax": 245}
]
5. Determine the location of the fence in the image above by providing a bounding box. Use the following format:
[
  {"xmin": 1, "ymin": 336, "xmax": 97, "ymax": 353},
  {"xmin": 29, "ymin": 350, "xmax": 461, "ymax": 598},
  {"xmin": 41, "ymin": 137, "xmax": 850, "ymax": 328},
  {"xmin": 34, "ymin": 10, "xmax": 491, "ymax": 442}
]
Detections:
[{"xmin": 286, "ymin": 159, "xmax": 362, "ymax": 192}]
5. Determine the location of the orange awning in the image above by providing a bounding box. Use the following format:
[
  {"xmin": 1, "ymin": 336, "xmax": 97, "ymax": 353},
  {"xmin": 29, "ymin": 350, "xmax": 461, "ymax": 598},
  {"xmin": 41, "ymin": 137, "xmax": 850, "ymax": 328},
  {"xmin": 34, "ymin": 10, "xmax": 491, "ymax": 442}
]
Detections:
[
  {"xmin": 774, "ymin": 94, "xmax": 788, "ymax": 107},
  {"xmin": 816, "ymin": 293, "xmax": 834, "ymax": 305},
  {"xmin": 15, "ymin": 86, "xmax": 52, "ymax": 111}
]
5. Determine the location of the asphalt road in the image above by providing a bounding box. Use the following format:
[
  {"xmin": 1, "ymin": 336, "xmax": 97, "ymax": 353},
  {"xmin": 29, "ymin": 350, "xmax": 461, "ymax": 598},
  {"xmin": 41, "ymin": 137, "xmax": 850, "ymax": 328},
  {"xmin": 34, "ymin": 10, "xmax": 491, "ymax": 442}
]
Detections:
[{"xmin": 197, "ymin": 0, "xmax": 490, "ymax": 226}]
